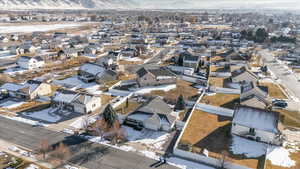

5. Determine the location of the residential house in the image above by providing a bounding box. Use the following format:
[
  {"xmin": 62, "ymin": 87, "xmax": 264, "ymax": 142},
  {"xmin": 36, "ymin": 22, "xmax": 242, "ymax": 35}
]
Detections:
[
  {"xmin": 232, "ymin": 106, "xmax": 282, "ymax": 145},
  {"xmin": 52, "ymin": 89, "xmax": 101, "ymax": 114},
  {"xmin": 240, "ymin": 82, "xmax": 270, "ymax": 109},
  {"xmin": 78, "ymin": 63, "xmax": 105, "ymax": 83},
  {"xmin": 1, "ymin": 80, "xmax": 52, "ymax": 100},
  {"xmin": 182, "ymin": 52, "xmax": 200, "ymax": 70},
  {"xmin": 16, "ymin": 44, "xmax": 36, "ymax": 55},
  {"xmin": 125, "ymin": 97, "xmax": 176, "ymax": 131},
  {"xmin": 95, "ymin": 69, "xmax": 118, "ymax": 85},
  {"xmin": 136, "ymin": 67, "xmax": 177, "ymax": 87},
  {"xmin": 17, "ymin": 56, "xmax": 45, "ymax": 70},
  {"xmin": 228, "ymin": 66, "xmax": 258, "ymax": 89}
]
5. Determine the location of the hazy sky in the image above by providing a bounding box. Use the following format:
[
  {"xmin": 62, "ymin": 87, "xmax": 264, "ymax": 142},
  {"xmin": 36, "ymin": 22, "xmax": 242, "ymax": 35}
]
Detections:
[{"xmin": 136, "ymin": 0, "xmax": 300, "ymax": 10}]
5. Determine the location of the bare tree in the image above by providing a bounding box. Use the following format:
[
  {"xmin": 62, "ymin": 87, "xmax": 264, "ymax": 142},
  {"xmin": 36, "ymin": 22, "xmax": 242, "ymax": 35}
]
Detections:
[
  {"xmin": 52, "ymin": 142, "xmax": 71, "ymax": 165},
  {"xmin": 38, "ymin": 139, "xmax": 50, "ymax": 160}
]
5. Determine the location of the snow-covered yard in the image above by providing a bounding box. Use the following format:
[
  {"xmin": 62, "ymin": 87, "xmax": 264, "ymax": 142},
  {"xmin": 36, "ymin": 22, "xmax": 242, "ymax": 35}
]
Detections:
[
  {"xmin": 124, "ymin": 126, "xmax": 170, "ymax": 151},
  {"xmin": 0, "ymin": 101, "xmax": 25, "ymax": 109},
  {"xmin": 53, "ymin": 76, "xmax": 102, "ymax": 94},
  {"xmin": 134, "ymin": 84, "xmax": 176, "ymax": 94},
  {"xmin": 230, "ymin": 135, "xmax": 297, "ymax": 168},
  {"xmin": 69, "ymin": 115, "xmax": 97, "ymax": 129},
  {"xmin": 4, "ymin": 67, "xmax": 28, "ymax": 75},
  {"xmin": 0, "ymin": 23, "xmax": 81, "ymax": 34},
  {"xmin": 22, "ymin": 107, "xmax": 61, "ymax": 123}
]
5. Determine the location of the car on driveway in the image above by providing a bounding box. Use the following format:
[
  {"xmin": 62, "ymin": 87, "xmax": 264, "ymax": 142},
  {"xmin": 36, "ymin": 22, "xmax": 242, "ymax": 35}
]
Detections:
[{"xmin": 273, "ymin": 100, "xmax": 288, "ymax": 108}]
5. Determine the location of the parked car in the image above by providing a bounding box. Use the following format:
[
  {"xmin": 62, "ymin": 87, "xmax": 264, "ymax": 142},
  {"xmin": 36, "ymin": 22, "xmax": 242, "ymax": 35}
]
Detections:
[{"xmin": 273, "ymin": 100, "xmax": 288, "ymax": 108}]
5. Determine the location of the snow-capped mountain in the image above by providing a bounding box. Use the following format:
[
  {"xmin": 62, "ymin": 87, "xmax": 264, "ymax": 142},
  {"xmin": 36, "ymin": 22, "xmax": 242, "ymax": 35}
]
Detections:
[
  {"xmin": 0, "ymin": 0, "xmax": 299, "ymax": 10},
  {"xmin": 0, "ymin": 0, "xmax": 139, "ymax": 10}
]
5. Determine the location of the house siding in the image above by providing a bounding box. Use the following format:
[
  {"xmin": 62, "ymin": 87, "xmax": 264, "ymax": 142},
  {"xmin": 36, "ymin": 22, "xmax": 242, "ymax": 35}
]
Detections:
[{"xmin": 232, "ymin": 123, "xmax": 278, "ymax": 144}]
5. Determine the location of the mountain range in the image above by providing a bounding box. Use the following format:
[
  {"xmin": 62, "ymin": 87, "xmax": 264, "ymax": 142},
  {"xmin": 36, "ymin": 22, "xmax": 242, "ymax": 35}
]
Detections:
[{"xmin": 0, "ymin": 0, "xmax": 298, "ymax": 10}]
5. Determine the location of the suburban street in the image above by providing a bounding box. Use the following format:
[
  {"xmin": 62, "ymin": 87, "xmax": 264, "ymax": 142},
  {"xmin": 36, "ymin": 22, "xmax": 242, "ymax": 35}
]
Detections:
[
  {"xmin": 0, "ymin": 116, "xmax": 178, "ymax": 169},
  {"xmin": 260, "ymin": 50, "xmax": 300, "ymax": 111}
]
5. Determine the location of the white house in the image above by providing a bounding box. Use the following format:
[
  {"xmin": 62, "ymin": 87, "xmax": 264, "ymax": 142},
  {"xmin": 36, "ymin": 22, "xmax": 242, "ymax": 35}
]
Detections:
[
  {"xmin": 52, "ymin": 89, "xmax": 101, "ymax": 114},
  {"xmin": 17, "ymin": 56, "xmax": 45, "ymax": 70},
  {"xmin": 231, "ymin": 106, "xmax": 282, "ymax": 145}
]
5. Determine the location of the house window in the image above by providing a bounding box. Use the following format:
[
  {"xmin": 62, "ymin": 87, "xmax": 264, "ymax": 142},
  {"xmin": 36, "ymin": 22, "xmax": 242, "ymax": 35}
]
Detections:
[{"xmin": 249, "ymin": 128, "xmax": 255, "ymax": 135}]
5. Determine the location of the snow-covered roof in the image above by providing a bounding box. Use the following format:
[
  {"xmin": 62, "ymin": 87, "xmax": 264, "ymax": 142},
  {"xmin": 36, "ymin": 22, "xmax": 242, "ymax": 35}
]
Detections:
[
  {"xmin": 79, "ymin": 63, "xmax": 105, "ymax": 76},
  {"xmin": 1, "ymin": 83, "xmax": 24, "ymax": 92},
  {"xmin": 53, "ymin": 90, "xmax": 79, "ymax": 104},
  {"xmin": 233, "ymin": 106, "xmax": 279, "ymax": 133}
]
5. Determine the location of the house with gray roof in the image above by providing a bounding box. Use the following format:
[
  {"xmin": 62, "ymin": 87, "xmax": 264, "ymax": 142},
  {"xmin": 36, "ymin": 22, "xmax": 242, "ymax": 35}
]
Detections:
[
  {"xmin": 125, "ymin": 97, "xmax": 176, "ymax": 131},
  {"xmin": 232, "ymin": 106, "xmax": 283, "ymax": 145},
  {"xmin": 136, "ymin": 67, "xmax": 176, "ymax": 87},
  {"xmin": 52, "ymin": 89, "xmax": 101, "ymax": 114}
]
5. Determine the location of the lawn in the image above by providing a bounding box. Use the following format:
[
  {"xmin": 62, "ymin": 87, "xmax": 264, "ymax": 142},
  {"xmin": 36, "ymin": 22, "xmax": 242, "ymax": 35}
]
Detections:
[
  {"xmin": 200, "ymin": 93, "xmax": 240, "ymax": 109},
  {"xmin": 259, "ymin": 82, "xmax": 287, "ymax": 99},
  {"xmin": 209, "ymin": 77, "xmax": 225, "ymax": 87},
  {"xmin": 114, "ymin": 99, "xmax": 142, "ymax": 115},
  {"xmin": 180, "ymin": 110, "xmax": 259, "ymax": 169},
  {"xmin": 146, "ymin": 80, "xmax": 199, "ymax": 103},
  {"xmin": 277, "ymin": 109, "xmax": 300, "ymax": 128}
]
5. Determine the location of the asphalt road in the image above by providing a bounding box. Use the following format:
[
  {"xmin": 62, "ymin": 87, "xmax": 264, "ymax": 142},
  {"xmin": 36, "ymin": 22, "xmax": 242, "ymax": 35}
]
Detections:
[
  {"xmin": 0, "ymin": 116, "xmax": 178, "ymax": 169},
  {"xmin": 260, "ymin": 50, "xmax": 300, "ymax": 111}
]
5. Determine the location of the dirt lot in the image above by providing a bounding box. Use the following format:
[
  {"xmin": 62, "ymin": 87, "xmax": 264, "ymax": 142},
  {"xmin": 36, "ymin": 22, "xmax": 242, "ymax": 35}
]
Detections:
[
  {"xmin": 180, "ymin": 110, "xmax": 260, "ymax": 169},
  {"xmin": 259, "ymin": 82, "xmax": 287, "ymax": 99},
  {"xmin": 200, "ymin": 93, "xmax": 240, "ymax": 109}
]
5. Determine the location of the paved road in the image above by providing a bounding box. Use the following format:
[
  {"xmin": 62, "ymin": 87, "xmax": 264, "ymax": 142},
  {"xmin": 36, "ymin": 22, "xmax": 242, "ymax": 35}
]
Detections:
[
  {"xmin": 0, "ymin": 116, "xmax": 178, "ymax": 169},
  {"xmin": 260, "ymin": 50, "xmax": 300, "ymax": 111}
]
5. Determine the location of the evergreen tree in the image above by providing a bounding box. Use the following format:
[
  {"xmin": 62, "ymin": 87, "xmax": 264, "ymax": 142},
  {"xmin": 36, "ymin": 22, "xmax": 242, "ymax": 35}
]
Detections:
[
  {"xmin": 102, "ymin": 104, "xmax": 117, "ymax": 128},
  {"xmin": 175, "ymin": 95, "xmax": 186, "ymax": 111}
]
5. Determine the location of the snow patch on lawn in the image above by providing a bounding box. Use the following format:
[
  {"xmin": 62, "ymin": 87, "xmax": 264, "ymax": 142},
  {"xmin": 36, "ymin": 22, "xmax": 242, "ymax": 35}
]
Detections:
[
  {"xmin": 23, "ymin": 107, "xmax": 61, "ymax": 123},
  {"xmin": 267, "ymin": 146, "xmax": 296, "ymax": 167},
  {"xmin": 134, "ymin": 84, "xmax": 176, "ymax": 94},
  {"xmin": 231, "ymin": 135, "xmax": 297, "ymax": 168},
  {"xmin": 70, "ymin": 116, "xmax": 97, "ymax": 129},
  {"xmin": 0, "ymin": 115, "xmax": 46, "ymax": 126},
  {"xmin": 124, "ymin": 126, "xmax": 170, "ymax": 150},
  {"xmin": 0, "ymin": 101, "xmax": 25, "ymax": 109}
]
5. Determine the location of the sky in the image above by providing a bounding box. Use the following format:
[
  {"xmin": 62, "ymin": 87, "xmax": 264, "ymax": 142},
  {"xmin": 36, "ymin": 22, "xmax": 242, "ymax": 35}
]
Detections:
[{"xmin": 134, "ymin": 0, "xmax": 300, "ymax": 10}]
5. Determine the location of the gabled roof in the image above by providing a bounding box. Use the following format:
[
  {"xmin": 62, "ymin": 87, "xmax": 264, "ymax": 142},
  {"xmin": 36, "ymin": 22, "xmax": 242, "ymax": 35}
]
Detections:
[
  {"xmin": 136, "ymin": 67, "xmax": 176, "ymax": 78},
  {"xmin": 231, "ymin": 66, "xmax": 257, "ymax": 80},
  {"xmin": 233, "ymin": 106, "xmax": 279, "ymax": 133},
  {"xmin": 53, "ymin": 89, "xmax": 79, "ymax": 104},
  {"xmin": 135, "ymin": 97, "xmax": 176, "ymax": 124},
  {"xmin": 80, "ymin": 63, "xmax": 105, "ymax": 76}
]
